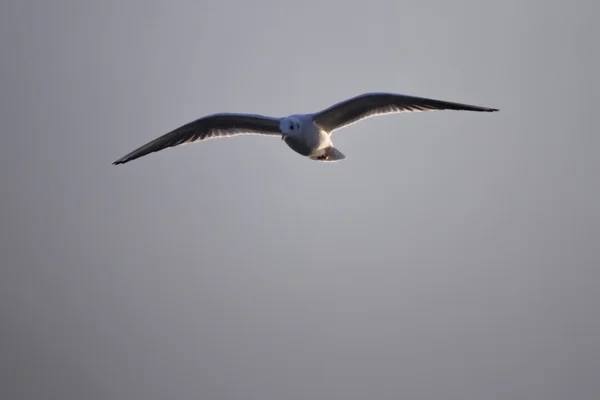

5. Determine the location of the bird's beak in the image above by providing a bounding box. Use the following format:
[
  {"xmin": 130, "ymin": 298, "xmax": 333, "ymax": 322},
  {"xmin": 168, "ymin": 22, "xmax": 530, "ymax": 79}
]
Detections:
[{"xmin": 281, "ymin": 134, "xmax": 286, "ymax": 141}]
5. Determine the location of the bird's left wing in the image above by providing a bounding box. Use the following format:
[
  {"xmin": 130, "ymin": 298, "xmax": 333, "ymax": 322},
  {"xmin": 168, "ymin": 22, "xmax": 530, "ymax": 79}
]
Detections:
[{"xmin": 312, "ymin": 92, "xmax": 498, "ymax": 133}]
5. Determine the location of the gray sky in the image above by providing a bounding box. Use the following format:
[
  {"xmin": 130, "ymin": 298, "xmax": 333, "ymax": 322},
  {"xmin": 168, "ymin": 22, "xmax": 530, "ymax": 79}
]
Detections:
[{"xmin": 1, "ymin": 0, "xmax": 598, "ymax": 399}]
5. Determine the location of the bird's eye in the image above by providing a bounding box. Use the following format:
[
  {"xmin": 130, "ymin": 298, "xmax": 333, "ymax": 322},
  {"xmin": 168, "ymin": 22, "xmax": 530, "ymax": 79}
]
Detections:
[{"xmin": 289, "ymin": 123, "xmax": 294, "ymax": 130}]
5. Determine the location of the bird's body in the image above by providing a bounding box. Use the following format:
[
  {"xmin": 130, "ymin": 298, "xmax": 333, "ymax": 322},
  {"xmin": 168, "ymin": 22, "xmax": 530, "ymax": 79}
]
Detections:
[
  {"xmin": 279, "ymin": 114, "xmax": 338, "ymax": 161},
  {"xmin": 113, "ymin": 92, "xmax": 498, "ymax": 165}
]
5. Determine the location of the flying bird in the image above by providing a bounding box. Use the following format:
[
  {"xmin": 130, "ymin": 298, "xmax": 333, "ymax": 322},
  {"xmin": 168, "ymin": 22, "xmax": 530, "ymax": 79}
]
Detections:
[{"xmin": 112, "ymin": 92, "xmax": 498, "ymax": 165}]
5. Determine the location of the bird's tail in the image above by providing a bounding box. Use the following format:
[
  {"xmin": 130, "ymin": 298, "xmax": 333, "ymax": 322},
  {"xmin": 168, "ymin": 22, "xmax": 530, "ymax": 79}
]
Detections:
[{"xmin": 310, "ymin": 146, "xmax": 346, "ymax": 162}]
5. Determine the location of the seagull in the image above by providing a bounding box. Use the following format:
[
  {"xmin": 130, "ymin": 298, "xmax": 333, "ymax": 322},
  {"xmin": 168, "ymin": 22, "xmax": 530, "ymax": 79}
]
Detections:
[{"xmin": 112, "ymin": 92, "xmax": 498, "ymax": 165}]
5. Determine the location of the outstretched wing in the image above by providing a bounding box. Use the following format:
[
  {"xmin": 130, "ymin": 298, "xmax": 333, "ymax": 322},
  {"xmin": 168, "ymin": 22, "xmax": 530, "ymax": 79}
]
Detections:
[
  {"xmin": 113, "ymin": 113, "xmax": 282, "ymax": 165},
  {"xmin": 312, "ymin": 92, "xmax": 498, "ymax": 133}
]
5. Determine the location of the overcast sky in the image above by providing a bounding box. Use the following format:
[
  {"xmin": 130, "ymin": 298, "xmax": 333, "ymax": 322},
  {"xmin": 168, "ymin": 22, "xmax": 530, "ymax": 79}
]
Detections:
[{"xmin": 1, "ymin": 0, "xmax": 598, "ymax": 399}]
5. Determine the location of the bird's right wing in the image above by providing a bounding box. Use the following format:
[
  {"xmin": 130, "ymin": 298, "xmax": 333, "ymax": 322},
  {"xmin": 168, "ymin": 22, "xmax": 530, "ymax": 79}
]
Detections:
[{"xmin": 113, "ymin": 113, "xmax": 282, "ymax": 165}]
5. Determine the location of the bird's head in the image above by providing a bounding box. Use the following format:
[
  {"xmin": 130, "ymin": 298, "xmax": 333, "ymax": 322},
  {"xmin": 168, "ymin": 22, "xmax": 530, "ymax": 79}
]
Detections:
[{"xmin": 280, "ymin": 116, "xmax": 302, "ymax": 137}]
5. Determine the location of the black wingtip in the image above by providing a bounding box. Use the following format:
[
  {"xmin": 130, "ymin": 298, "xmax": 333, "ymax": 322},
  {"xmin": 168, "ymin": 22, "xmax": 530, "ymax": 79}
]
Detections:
[{"xmin": 481, "ymin": 106, "xmax": 499, "ymax": 112}]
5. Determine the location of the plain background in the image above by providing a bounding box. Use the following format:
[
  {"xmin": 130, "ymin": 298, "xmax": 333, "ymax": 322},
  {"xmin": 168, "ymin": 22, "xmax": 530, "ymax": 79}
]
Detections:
[{"xmin": 1, "ymin": 0, "xmax": 598, "ymax": 399}]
